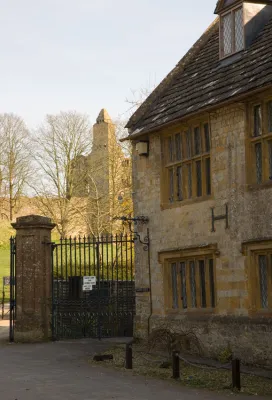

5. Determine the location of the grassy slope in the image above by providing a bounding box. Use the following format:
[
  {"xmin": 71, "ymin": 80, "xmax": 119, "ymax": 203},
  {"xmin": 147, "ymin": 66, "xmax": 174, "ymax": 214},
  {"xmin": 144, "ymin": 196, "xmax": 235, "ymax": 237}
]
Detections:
[
  {"xmin": 0, "ymin": 248, "xmax": 11, "ymax": 302},
  {"xmin": 0, "ymin": 220, "xmax": 134, "ymax": 301},
  {"xmin": 0, "ymin": 221, "xmax": 15, "ymax": 301}
]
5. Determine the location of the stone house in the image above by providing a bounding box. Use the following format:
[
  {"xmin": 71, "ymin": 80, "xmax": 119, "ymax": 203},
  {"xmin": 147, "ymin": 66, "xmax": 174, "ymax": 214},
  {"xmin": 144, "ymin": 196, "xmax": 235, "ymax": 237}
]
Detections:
[
  {"xmin": 126, "ymin": 0, "xmax": 272, "ymax": 365},
  {"xmin": 72, "ymin": 109, "xmax": 132, "ymax": 235}
]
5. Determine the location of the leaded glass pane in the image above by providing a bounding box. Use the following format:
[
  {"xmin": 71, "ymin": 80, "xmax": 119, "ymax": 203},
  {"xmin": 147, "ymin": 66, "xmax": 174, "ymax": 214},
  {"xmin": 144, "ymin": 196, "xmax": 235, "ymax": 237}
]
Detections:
[
  {"xmin": 169, "ymin": 169, "xmax": 174, "ymax": 203},
  {"xmin": 259, "ymin": 255, "xmax": 268, "ymax": 309},
  {"xmin": 180, "ymin": 262, "xmax": 187, "ymax": 309},
  {"xmin": 268, "ymin": 101, "xmax": 272, "ymax": 133},
  {"xmin": 209, "ymin": 259, "xmax": 215, "ymax": 308},
  {"xmin": 222, "ymin": 12, "xmax": 232, "ymax": 56},
  {"xmin": 175, "ymin": 133, "xmax": 182, "ymax": 161},
  {"xmin": 177, "ymin": 166, "xmax": 183, "ymax": 201},
  {"xmin": 171, "ymin": 263, "xmax": 178, "ymax": 309},
  {"xmin": 234, "ymin": 7, "xmax": 244, "ymax": 52},
  {"xmin": 168, "ymin": 137, "xmax": 173, "ymax": 162},
  {"xmin": 268, "ymin": 141, "xmax": 272, "ymax": 180},
  {"xmin": 190, "ymin": 261, "xmax": 197, "ymax": 308},
  {"xmin": 204, "ymin": 123, "xmax": 210, "ymax": 152},
  {"xmin": 254, "ymin": 105, "xmax": 262, "ymax": 137},
  {"xmin": 199, "ymin": 260, "xmax": 207, "ymax": 308},
  {"xmin": 187, "ymin": 164, "xmax": 192, "ymax": 199},
  {"xmin": 186, "ymin": 130, "xmax": 192, "ymax": 158},
  {"xmin": 206, "ymin": 157, "xmax": 211, "ymax": 196},
  {"xmin": 255, "ymin": 143, "xmax": 262, "ymax": 184},
  {"xmin": 194, "ymin": 127, "xmax": 201, "ymax": 155},
  {"xmin": 196, "ymin": 161, "xmax": 202, "ymax": 197}
]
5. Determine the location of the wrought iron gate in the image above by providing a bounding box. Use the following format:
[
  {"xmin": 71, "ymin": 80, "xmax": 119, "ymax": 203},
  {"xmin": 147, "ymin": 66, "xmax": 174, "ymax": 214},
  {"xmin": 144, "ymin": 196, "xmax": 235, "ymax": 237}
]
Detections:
[
  {"xmin": 9, "ymin": 237, "xmax": 16, "ymax": 342},
  {"xmin": 51, "ymin": 235, "xmax": 135, "ymax": 340}
]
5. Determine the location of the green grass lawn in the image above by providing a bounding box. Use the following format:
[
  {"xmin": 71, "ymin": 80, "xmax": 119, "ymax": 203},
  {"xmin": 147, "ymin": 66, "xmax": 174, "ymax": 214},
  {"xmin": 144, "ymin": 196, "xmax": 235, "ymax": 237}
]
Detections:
[
  {"xmin": 53, "ymin": 242, "xmax": 134, "ymax": 280},
  {"xmin": 0, "ymin": 248, "xmax": 11, "ymax": 303},
  {"xmin": 0, "ymin": 224, "xmax": 135, "ymax": 304},
  {"xmin": 0, "ymin": 221, "xmax": 15, "ymax": 304}
]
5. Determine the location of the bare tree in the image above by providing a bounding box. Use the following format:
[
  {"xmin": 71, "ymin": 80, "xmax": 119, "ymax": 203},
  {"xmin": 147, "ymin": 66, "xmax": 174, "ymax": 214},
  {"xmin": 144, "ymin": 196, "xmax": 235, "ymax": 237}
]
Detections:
[
  {"xmin": 109, "ymin": 127, "xmax": 132, "ymax": 222},
  {"xmin": 32, "ymin": 111, "xmax": 91, "ymax": 237},
  {"xmin": 125, "ymin": 87, "xmax": 152, "ymax": 113},
  {"xmin": 73, "ymin": 174, "xmax": 111, "ymax": 237},
  {"xmin": 113, "ymin": 118, "xmax": 133, "ymax": 217},
  {"xmin": 125, "ymin": 76, "xmax": 157, "ymax": 116},
  {"xmin": 0, "ymin": 113, "xmax": 31, "ymax": 220},
  {"xmin": 114, "ymin": 117, "xmax": 131, "ymax": 156}
]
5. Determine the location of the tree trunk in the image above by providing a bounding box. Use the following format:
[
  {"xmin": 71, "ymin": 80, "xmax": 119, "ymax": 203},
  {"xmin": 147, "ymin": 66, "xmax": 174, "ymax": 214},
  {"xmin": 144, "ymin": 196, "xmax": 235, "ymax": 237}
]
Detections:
[{"xmin": 9, "ymin": 183, "xmax": 13, "ymax": 221}]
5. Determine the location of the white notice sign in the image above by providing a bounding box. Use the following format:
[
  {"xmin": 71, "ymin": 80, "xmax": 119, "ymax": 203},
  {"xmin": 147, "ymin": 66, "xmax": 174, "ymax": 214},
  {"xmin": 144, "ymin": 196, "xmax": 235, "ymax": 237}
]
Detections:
[{"xmin": 82, "ymin": 276, "xmax": 97, "ymax": 291}]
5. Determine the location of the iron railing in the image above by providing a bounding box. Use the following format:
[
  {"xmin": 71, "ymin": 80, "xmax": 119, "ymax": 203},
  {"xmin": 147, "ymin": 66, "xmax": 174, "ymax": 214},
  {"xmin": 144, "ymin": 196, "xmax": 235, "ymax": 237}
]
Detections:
[
  {"xmin": 9, "ymin": 237, "xmax": 16, "ymax": 342},
  {"xmin": 51, "ymin": 234, "xmax": 135, "ymax": 340}
]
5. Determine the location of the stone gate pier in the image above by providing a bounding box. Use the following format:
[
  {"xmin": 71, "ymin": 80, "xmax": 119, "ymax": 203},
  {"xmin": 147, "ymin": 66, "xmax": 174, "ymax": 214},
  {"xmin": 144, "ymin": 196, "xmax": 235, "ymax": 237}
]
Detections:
[{"xmin": 11, "ymin": 215, "xmax": 55, "ymax": 342}]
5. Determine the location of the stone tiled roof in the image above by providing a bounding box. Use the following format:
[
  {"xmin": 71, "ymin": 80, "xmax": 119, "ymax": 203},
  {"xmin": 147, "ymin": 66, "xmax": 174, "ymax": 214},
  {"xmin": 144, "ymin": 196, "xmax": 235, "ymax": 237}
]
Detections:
[{"xmin": 127, "ymin": 14, "xmax": 272, "ymax": 137}]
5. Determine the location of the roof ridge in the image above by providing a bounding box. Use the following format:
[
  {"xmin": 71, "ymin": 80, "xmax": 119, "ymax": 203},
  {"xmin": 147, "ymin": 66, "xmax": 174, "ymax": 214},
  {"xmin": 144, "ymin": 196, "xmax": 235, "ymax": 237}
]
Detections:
[{"xmin": 126, "ymin": 17, "xmax": 219, "ymax": 131}]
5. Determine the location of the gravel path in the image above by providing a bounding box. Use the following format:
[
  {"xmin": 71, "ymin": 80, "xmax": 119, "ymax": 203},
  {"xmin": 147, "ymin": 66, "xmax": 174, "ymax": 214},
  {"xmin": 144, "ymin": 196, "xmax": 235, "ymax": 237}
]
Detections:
[{"xmin": 0, "ymin": 336, "xmax": 267, "ymax": 400}]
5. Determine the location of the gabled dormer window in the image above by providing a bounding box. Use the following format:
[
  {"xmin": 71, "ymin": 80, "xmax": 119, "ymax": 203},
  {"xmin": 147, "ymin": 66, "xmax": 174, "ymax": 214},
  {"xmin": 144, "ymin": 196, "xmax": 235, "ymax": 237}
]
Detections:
[{"xmin": 220, "ymin": 5, "xmax": 244, "ymax": 58}]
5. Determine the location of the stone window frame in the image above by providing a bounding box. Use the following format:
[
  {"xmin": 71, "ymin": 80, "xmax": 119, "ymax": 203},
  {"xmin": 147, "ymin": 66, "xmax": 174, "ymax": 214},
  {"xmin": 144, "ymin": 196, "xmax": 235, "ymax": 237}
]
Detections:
[
  {"xmin": 247, "ymin": 96, "xmax": 272, "ymax": 187},
  {"xmin": 159, "ymin": 245, "xmax": 218, "ymax": 315},
  {"xmin": 219, "ymin": 4, "xmax": 245, "ymax": 59},
  {"xmin": 161, "ymin": 120, "xmax": 212, "ymax": 208},
  {"xmin": 242, "ymin": 239, "xmax": 272, "ymax": 314}
]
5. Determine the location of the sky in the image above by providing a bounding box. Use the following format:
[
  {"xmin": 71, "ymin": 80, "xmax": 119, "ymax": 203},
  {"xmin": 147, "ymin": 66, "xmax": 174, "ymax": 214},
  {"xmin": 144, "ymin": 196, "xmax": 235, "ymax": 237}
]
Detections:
[{"xmin": 0, "ymin": 0, "xmax": 217, "ymax": 129}]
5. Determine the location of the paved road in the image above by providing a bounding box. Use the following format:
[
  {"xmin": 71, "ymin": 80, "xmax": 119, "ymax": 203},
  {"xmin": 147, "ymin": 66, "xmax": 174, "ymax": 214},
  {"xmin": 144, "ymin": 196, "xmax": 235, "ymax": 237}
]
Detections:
[{"xmin": 0, "ymin": 329, "xmax": 266, "ymax": 400}]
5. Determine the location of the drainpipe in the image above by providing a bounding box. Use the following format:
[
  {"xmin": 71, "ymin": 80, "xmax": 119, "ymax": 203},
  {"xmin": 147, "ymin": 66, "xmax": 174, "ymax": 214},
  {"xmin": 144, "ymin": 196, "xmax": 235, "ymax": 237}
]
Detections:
[{"xmin": 146, "ymin": 228, "xmax": 153, "ymax": 336}]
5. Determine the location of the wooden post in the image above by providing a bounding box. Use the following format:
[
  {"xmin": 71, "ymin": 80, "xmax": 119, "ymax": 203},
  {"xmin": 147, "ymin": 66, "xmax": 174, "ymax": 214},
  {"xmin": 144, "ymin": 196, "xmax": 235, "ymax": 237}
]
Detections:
[
  {"xmin": 125, "ymin": 343, "xmax": 132, "ymax": 369},
  {"xmin": 172, "ymin": 351, "xmax": 180, "ymax": 379},
  {"xmin": 232, "ymin": 359, "xmax": 241, "ymax": 390}
]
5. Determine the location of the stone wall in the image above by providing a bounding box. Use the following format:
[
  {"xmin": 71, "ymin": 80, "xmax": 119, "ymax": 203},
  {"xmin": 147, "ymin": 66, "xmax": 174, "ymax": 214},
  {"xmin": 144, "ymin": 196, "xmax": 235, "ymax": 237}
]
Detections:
[
  {"xmin": 132, "ymin": 98, "xmax": 272, "ymax": 365},
  {"xmin": 150, "ymin": 314, "xmax": 272, "ymax": 367}
]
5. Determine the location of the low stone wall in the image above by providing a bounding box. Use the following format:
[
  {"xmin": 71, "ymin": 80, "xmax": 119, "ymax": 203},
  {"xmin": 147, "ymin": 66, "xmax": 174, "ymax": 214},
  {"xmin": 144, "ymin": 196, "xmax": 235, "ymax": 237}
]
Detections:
[{"xmin": 140, "ymin": 314, "xmax": 272, "ymax": 367}]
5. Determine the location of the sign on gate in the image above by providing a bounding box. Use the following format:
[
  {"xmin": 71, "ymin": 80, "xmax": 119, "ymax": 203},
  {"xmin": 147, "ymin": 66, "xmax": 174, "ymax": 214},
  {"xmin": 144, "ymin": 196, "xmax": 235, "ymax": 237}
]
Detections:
[
  {"xmin": 82, "ymin": 276, "xmax": 96, "ymax": 291},
  {"xmin": 3, "ymin": 276, "xmax": 10, "ymax": 286}
]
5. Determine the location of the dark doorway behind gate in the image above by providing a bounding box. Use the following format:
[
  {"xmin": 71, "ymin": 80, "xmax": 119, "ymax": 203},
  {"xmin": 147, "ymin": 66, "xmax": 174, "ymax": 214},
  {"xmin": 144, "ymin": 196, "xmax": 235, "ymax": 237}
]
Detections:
[{"xmin": 51, "ymin": 234, "xmax": 135, "ymax": 340}]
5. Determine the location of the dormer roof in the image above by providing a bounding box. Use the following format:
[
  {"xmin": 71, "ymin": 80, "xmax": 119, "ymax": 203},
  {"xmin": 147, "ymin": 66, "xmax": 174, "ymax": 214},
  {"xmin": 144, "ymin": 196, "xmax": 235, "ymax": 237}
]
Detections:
[{"xmin": 215, "ymin": 0, "xmax": 272, "ymax": 14}]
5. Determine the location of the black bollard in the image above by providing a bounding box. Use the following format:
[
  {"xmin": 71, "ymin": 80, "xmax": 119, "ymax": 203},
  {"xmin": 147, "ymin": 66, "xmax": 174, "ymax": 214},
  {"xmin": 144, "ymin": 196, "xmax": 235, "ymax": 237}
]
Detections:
[
  {"xmin": 172, "ymin": 351, "xmax": 180, "ymax": 379},
  {"xmin": 125, "ymin": 343, "xmax": 133, "ymax": 369},
  {"xmin": 232, "ymin": 359, "xmax": 241, "ymax": 391}
]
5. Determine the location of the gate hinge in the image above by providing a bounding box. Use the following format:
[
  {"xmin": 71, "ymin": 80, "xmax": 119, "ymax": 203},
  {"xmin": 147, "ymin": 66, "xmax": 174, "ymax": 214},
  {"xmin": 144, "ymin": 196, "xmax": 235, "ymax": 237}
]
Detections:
[{"xmin": 42, "ymin": 241, "xmax": 57, "ymax": 250}]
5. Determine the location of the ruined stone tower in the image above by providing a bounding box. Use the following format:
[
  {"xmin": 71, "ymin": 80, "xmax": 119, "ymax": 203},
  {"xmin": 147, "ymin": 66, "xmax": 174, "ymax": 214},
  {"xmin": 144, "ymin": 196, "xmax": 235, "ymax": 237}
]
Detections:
[
  {"xmin": 88, "ymin": 109, "xmax": 117, "ymax": 200},
  {"xmin": 73, "ymin": 109, "xmax": 131, "ymax": 235}
]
